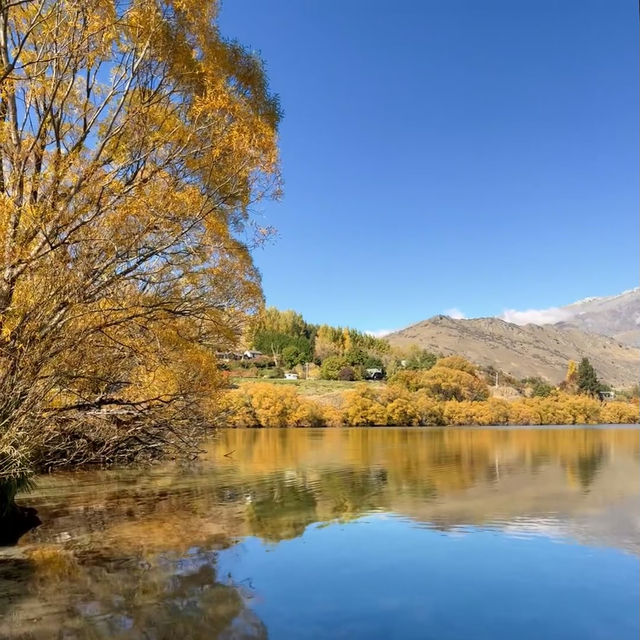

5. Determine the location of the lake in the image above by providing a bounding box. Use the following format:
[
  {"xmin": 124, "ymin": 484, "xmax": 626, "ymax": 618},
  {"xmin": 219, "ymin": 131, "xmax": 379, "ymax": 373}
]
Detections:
[{"xmin": 1, "ymin": 427, "xmax": 639, "ymax": 639}]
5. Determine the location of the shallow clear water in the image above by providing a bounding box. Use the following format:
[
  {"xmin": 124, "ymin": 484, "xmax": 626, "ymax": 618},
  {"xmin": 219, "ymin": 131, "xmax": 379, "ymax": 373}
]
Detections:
[{"xmin": 2, "ymin": 427, "xmax": 639, "ymax": 639}]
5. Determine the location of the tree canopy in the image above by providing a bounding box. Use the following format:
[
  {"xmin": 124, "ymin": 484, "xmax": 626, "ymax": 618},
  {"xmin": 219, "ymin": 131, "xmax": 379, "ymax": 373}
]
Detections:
[
  {"xmin": 248, "ymin": 307, "xmax": 389, "ymax": 377},
  {"xmin": 0, "ymin": 0, "xmax": 281, "ymax": 477},
  {"xmin": 577, "ymin": 358, "xmax": 601, "ymax": 396}
]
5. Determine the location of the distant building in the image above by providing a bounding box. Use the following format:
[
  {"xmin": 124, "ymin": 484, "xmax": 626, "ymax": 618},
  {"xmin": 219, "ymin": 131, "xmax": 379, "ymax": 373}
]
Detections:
[
  {"xmin": 365, "ymin": 368, "xmax": 384, "ymax": 380},
  {"xmin": 284, "ymin": 372, "xmax": 299, "ymax": 380},
  {"xmin": 242, "ymin": 350, "xmax": 263, "ymax": 359},
  {"xmin": 597, "ymin": 390, "xmax": 615, "ymax": 401},
  {"xmin": 215, "ymin": 352, "xmax": 237, "ymax": 361}
]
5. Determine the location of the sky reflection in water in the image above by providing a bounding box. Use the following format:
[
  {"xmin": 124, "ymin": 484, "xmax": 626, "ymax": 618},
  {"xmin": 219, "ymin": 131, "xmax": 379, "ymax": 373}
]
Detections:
[{"xmin": 1, "ymin": 427, "xmax": 639, "ymax": 639}]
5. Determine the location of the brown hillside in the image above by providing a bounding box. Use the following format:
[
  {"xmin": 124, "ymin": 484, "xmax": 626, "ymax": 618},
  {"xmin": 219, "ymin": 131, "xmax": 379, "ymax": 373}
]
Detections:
[
  {"xmin": 387, "ymin": 316, "xmax": 639, "ymax": 388},
  {"xmin": 553, "ymin": 288, "xmax": 640, "ymax": 346}
]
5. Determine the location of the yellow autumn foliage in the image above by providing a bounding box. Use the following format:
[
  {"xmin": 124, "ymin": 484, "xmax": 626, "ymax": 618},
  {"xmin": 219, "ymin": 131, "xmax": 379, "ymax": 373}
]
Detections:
[
  {"xmin": 222, "ymin": 384, "xmax": 329, "ymax": 428},
  {"xmin": 220, "ymin": 384, "xmax": 638, "ymax": 428},
  {"xmin": 385, "ymin": 396, "xmax": 421, "ymax": 426},
  {"xmin": 600, "ymin": 401, "xmax": 639, "ymax": 424},
  {"xmin": 443, "ymin": 400, "xmax": 511, "ymax": 426},
  {"xmin": 342, "ymin": 384, "xmax": 389, "ymax": 426},
  {"xmin": 390, "ymin": 364, "xmax": 489, "ymax": 401},
  {"xmin": 0, "ymin": 0, "xmax": 281, "ymax": 476},
  {"xmin": 433, "ymin": 356, "xmax": 478, "ymax": 375}
]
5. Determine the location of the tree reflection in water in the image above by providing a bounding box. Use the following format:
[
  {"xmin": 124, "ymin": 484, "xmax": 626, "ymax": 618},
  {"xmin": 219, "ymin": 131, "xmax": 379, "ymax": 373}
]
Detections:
[
  {"xmin": 0, "ymin": 541, "xmax": 267, "ymax": 639},
  {"xmin": 1, "ymin": 427, "xmax": 638, "ymax": 638}
]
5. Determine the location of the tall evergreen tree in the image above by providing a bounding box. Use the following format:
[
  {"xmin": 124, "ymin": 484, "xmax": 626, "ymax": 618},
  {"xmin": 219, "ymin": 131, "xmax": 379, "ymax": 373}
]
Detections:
[{"xmin": 577, "ymin": 358, "xmax": 600, "ymax": 396}]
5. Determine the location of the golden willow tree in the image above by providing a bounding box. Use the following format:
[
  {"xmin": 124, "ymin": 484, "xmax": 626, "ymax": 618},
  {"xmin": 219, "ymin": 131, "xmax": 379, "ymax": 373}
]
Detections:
[{"xmin": 0, "ymin": 0, "xmax": 280, "ymax": 477}]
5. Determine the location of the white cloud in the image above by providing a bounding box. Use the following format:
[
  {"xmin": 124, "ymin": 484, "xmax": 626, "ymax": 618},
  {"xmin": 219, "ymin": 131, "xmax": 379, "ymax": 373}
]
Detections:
[
  {"xmin": 365, "ymin": 329, "xmax": 394, "ymax": 338},
  {"xmin": 444, "ymin": 308, "xmax": 466, "ymax": 320},
  {"xmin": 500, "ymin": 306, "xmax": 572, "ymax": 326}
]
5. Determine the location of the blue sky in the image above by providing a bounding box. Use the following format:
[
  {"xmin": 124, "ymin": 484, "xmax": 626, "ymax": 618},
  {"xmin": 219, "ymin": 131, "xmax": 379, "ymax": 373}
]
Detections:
[{"xmin": 219, "ymin": 0, "xmax": 638, "ymax": 334}]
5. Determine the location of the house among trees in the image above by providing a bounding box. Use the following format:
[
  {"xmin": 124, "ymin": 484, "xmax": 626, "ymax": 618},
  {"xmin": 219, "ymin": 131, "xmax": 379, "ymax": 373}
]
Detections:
[
  {"xmin": 243, "ymin": 350, "xmax": 263, "ymax": 359},
  {"xmin": 284, "ymin": 372, "xmax": 299, "ymax": 380}
]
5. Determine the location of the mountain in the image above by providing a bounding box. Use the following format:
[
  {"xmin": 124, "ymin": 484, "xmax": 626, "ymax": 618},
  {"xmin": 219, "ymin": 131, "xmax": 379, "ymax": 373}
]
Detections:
[
  {"xmin": 552, "ymin": 288, "xmax": 640, "ymax": 346},
  {"xmin": 386, "ymin": 315, "xmax": 638, "ymax": 388}
]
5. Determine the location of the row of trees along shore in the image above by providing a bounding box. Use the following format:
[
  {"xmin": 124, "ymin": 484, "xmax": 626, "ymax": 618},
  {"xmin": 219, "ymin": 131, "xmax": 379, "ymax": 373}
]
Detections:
[
  {"xmin": 224, "ymin": 309, "xmax": 640, "ymax": 426},
  {"xmin": 222, "ymin": 355, "xmax": 639, "ymax": 428},
  {"xmin": 0, "ymin": 0, "xmax": 282, "ymax": 541}
]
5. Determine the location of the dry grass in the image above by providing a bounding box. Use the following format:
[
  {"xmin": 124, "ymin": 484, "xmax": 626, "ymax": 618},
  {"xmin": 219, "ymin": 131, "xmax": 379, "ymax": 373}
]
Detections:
[{"xmin": 231, "ymin": 378, "xmax": 385, "ymax": 407}]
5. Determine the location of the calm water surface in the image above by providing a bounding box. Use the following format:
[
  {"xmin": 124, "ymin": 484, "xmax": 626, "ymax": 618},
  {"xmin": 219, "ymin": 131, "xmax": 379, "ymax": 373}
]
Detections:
[{"xmin": 1, "ymin": 427, "xmax": 639, "ymax": 639}]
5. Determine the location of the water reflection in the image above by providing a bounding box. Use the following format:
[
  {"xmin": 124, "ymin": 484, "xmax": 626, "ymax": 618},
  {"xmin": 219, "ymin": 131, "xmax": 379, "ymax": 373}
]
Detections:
[
  {"xmin": 1, "ymin": 427, "xmax": 638, "ymax": 639},
  {"xmin": 1, "ymin": 543, "xmax": 267, "ymax": 639},
  {"xmin": 208, "ymin": 427, "xmax": 640, "ymax": 550}
]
